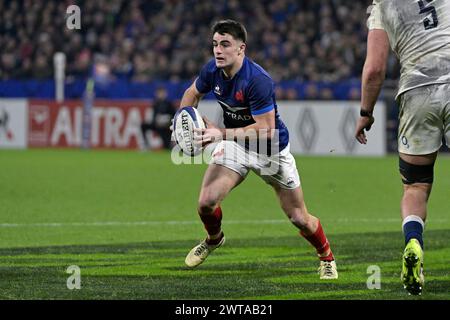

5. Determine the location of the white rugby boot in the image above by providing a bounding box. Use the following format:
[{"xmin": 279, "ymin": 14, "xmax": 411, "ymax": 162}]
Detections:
[{"xmin": 185, "ymin": 236, "xmax": 225, "ymax": 268}]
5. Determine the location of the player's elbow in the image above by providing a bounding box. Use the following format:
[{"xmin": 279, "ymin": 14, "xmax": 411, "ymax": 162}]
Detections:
[
  {"xmin": 184, "ymin": 86, "xmax": 198, "ymax": 100},
  {"xmin": 364, "ymin": 65, "xmax": 386, "ymax": 84},
  {"xmin": 181, "ymin": 83, "xmax": 203, "ymax": 106},
  {"xmin": 253, "ymin": 113, "xmax": 275, "ymax": 139}
]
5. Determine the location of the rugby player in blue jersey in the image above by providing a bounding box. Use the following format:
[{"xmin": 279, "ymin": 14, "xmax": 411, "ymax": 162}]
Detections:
[{"xmin": 174, "ymin": 20, "xmax": 337, "ymax": 279}]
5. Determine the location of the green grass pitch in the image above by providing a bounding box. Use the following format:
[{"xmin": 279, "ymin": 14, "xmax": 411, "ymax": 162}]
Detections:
[{"xmin": 0, "ymin": 149, "xmax": 448, "ymax": 299}]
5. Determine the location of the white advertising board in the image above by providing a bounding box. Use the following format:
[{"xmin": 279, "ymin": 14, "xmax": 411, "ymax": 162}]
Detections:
[
  {"xmin": 198, "ymin": 100, "xmax": 386, "ymax": 156},
  {"xmin": 0, "ymin": 99, "xmax": 28, "ymax": 149}
]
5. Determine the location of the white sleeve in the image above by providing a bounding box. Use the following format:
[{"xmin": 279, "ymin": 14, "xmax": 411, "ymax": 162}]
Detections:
[{"xmin": 367, "ymin": 1, "xmax": 384, "ymax": 30}]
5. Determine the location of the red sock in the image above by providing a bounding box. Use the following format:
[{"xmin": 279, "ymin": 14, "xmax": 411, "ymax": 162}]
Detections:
[
  {"xmin": 300, "ymin": 220, "xmax": 335, "ymax": 261},
  {"xmin": 199, "ymin": 206, "xmax": 223, "ymax": 244}
]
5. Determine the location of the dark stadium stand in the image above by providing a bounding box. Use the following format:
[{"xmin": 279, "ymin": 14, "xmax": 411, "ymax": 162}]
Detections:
[{"xmin": 0, "ymin": 0, "xmax": 399, "ymax": 100}]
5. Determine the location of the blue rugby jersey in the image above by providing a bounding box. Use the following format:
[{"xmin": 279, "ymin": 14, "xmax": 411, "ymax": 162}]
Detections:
[{"xmin": 195, "ymin": 57, "xmax": 289, "ymax": 152}]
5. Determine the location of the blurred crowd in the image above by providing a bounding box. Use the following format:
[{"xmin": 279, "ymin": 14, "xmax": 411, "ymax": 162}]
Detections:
[{"xmin": 0, "ymin": 0, "xmax": 400, "ymax": 87}]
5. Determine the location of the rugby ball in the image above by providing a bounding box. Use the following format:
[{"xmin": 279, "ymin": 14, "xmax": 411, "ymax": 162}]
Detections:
[{"xmin": 173, "ymin": 106, "xmax": 206, "ymax": 156}]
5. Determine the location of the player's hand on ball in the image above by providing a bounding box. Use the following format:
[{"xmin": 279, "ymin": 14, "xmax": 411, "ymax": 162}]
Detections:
[{"xmin": 194, "ymin": 117, "xmax": 223, "ymax": 147}]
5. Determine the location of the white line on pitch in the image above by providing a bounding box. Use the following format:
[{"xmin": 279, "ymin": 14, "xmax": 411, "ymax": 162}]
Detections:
[
  {"xmin": 0, "ymin": 220, "xmax": 284, "ymax": 228},
  {"xmin": 0, "ymin": 218, "xmax": 447, "ymax": 228}
]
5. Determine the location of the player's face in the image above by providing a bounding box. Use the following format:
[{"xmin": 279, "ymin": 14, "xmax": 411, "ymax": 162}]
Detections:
[{"xmin": 212, "ymin": 32, "xmax": 245, "ymax": 69}]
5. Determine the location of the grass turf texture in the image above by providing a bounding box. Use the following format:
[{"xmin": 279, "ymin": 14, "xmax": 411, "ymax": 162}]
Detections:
[{"xmin": 0, "ymin": 149, "xmax": 448, "ymax": 299}]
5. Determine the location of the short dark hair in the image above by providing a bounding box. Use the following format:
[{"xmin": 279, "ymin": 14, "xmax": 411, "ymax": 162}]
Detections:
[{"xmin": 211, "ymin": 20, "xmax": 247, "ymax": 43}]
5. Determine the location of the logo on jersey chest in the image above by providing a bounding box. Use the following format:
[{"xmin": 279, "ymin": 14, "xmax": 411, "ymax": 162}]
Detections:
[
  {"xmin": 214, "ymin": 85, "xmax": 222, "ymax": 96},
  {"xmin": 235, "ymin": 90, "xmax": 244, "ymax": 103},
  {"xmin": 225, "ymin": 111, "xmax": 252, "ymax": 121}
]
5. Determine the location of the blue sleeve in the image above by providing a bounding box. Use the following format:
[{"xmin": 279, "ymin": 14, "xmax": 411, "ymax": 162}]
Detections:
[
  {"xmin": 247, "ymin": 75, "xmax": 275, "ymax": 116},
  {"xmin": 195, "ymin": 61, "xmax": 213, "ymax": 94}
]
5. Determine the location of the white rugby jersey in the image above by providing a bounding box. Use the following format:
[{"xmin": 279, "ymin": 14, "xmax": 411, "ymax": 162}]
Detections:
[{"xmin": 367, "ymin": 0, "xmax": 450, "ymax": 98}]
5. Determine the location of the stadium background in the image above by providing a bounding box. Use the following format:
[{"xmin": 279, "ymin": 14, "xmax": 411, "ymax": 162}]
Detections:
[{"xmin": 0, "ymin": 0, "xmax": 449, "ymax": 301}]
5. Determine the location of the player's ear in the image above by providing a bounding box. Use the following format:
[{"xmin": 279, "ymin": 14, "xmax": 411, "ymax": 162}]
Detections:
[{"xmin": 238, "ymin": 43, "xmax": 246, "ymax": 55}]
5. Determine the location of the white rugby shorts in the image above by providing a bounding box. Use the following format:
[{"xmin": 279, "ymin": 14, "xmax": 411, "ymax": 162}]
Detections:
[
  {"xmin": 398, "ymin": 83, "xmax": 450, "ymax": 155},
  {"xmin": 210, "ymin": 140, "xmax": 301, "ymax": 189}
]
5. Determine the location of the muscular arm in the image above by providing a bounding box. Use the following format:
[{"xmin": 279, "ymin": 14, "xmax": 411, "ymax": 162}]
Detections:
[
  {"xmin": 199, "ymin": 110, "xmax": 276, "ymax": 145},
  {"xmin": 361, "ymin": 29, "xmax": 390, "ymax": 113},
  {"xmin": 224, "ymin": 109, "xmax": 275, "ymax": 140},
  {"xmin": 355, "ymin": 29, "xmax": 390, "ymax": 144},
  {"xmin": 179, "ymin": 81, "xmax": 205, "ymax": 109}
]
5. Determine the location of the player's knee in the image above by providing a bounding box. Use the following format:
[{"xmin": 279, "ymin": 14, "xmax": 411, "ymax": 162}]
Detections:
[
  {"xmin": 289, "ymin": 216, "xmax": 306, "ymax": 229},
  {"xmin": 198, "ymin": 197, "xmax": 219, "ymax": 215},
  {"xmin": 287, "ymin": 210, "xmax": 309, "ymax": 229},
  {"xmin": 399, "ymin": 157, "xmax": 434, "ymax": 185}
]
